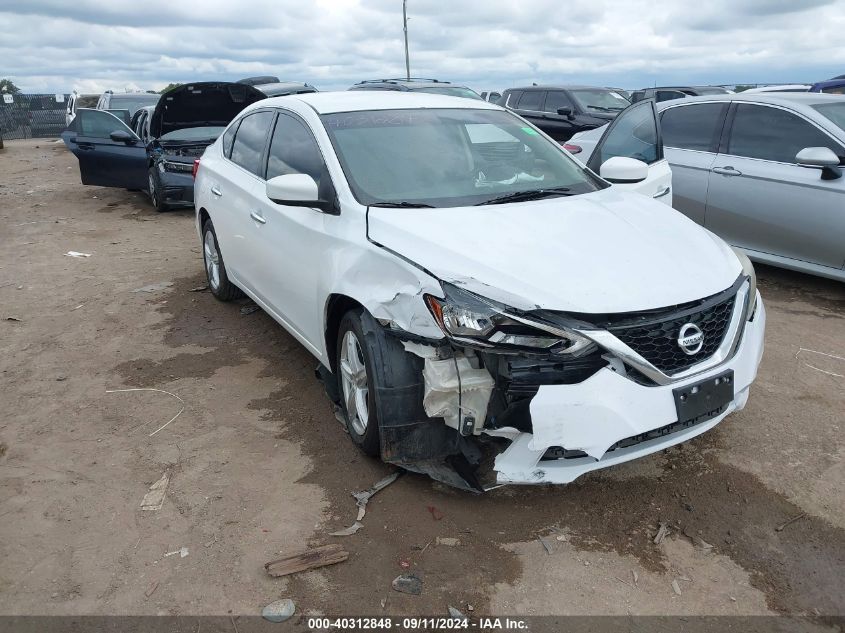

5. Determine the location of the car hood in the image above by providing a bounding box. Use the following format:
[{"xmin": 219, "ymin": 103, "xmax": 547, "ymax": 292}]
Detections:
[
  {"xmin": 150, "ymin": 82, "xmax": 266, "ymax": 138},
  {"xmin": 367, "ymin": 188, "xmax": 741, "ymax": 314}
]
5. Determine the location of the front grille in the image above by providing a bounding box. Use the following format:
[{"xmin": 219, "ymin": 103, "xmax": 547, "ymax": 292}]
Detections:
[{"xmin": 608, "ymin": 295, "xmax": 735, "ymax": 374}]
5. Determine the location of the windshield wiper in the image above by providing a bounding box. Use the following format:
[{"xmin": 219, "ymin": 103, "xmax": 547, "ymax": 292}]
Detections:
[
  {"xmin": 587, "ymin": 105, "xmax": 622, "ymax": 112},
  {"xmin": 475, "ymin": 187, "xmax": 572, "ymax": 206},
  {"xmin": 369, "ymin": 201, "xmax": 436, "ymax": 208}
]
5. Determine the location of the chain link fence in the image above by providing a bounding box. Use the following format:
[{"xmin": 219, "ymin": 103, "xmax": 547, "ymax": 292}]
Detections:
[{"xmin": 0, "ymin": 93, "xmax": 71, "ymax": 141}]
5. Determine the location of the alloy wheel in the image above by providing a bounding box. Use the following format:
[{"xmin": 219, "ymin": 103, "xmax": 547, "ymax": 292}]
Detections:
[
  {"xmin": 340, "ymin": 330, "xmax": 369, "ymax": 436},
  {"xmin": 203, "ymin": 230, "xmax": 221, "ymax": 290}
]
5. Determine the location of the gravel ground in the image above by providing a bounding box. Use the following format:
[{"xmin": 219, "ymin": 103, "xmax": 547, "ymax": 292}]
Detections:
[{"xmin": 1, "ymin": 140, "xmax": 843, "ymax": 625}]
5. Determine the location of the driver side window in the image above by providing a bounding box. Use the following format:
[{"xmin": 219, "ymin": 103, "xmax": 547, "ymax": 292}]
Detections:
[
  {"xmin": 76, "ymin": 109, "xmax": 133, "ymax": 139},
  {"xmin": 587, "ymin": 101, "xmax": 660, "ymax": 171}
]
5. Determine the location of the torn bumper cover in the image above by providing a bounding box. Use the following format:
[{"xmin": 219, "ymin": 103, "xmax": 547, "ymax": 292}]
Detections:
[
  {"xmin": 491, "ymin": 298, "xmax": 766, "ymax": 484},
  {"xmin": 322, "ymin": 283, "xmax": 765, "ymax": 491}
]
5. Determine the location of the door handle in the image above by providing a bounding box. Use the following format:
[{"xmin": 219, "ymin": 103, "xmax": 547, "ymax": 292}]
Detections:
[
  {"xmin": 653, "ymin": 186, "xmax": 671, "ymax": 198},
  {"xmin": 712, "ymin": 166, "xmax": 742, "ymax": 176},
  {"xmin": 210, "ymin": 186, "xmax": 222, "ymax": 197},
  {"xmin": 249, "ymin": 211, "xmax": 266, "ymax": 224},
  {"xmin": 77, "ymin": 142, "xmax": 94, "ymax": 150}
]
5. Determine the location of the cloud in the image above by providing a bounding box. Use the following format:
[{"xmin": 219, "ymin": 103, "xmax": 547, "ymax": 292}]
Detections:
[{"xmin": 0, "ymin": 0, "xmax": 842, "ymax": 94}]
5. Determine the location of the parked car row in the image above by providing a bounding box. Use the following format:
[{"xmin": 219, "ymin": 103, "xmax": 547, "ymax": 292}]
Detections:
[
  {"xmin": 56, "ymin": 73, "xmax": 843, "ymax": 488},
  {"xmin": 57, "ymin": 82, "xmax": 771, "ymax": 488}
]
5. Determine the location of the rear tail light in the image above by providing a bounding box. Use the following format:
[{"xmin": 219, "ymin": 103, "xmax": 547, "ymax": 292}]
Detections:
[
  {"xmin": 192, "ymin": 159, "xmax": 200, "ymax": 179},
  {"xmin": 562, "ymin": 143, "xmax": 582, "ymax": 154}
]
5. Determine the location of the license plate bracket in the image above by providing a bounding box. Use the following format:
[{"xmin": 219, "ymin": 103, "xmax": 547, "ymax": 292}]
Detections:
[{"xmin": 673, "ymin": 370, "xmax": 734, "ymax": 425}]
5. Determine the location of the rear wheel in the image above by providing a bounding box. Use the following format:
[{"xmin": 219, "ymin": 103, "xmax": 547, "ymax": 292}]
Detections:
[
  {"xmin": 148, "ymin": 168, "xmax": 170, "ymax": 212},
  {"xmin": 202, "ymin": 219, "xmax": 242, "ymax": 301}
]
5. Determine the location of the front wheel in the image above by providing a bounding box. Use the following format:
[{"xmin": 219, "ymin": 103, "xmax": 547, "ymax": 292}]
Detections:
[
  {"xmin": 202, "ymin": 219, "xmax": 243, "ymax": 301},
  {"xmin": 148, "ymin": 167, "xmax": 170, "ymax": 212},
  {"xmin": 336, "ymin": 311, "xmax": 381, "ymax": 456}
]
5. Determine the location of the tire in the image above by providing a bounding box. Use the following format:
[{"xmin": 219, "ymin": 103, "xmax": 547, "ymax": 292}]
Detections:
[
  {"xmin": 336, "ymin": 310, "xmax": 382, "ymax": 456},
  {"xmin": 201, "ymin": 219, "xmax": 243, "ymax": 301},
  {"xmin": 148, "ymin": 167, "xmax": 170, "ymax": 212}
]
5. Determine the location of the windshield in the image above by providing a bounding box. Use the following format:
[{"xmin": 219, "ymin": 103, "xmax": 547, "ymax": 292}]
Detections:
[
  {"xmin": 570, "ymin": 89, "xmax": 630, "ymax": 113},
  {"xmin": 321, "ymin": 108, "xmax": 605, "ymax": 208},
  {"xmin": 160, "ymin": 126, "xmax": 226, "ymax": 142},
  {"xmin": 415, "ymin": 86, "xmax": 484, "ymax": 100},
  {"xmin": 110, "ymin": 95, "xmax": 159, "ymax": 114},
  {"xmin": 812, "ymin": 103, "xmax": 845, "ymax": 134}
]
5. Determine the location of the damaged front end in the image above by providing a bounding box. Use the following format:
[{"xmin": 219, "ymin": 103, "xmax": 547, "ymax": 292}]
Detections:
[{"xmin": 319, "ymin": 276, "xmax": 764, "ymax": 491}]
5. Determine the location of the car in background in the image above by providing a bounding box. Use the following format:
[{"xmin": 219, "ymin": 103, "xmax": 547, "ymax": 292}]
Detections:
[
  {"xmin": 237, "ymin": 76, "xmax": 280, "ymax": 86},
  {"xmin": 630, "ymin": 86, "xmax": 732, "ymax": 103},
  {"xmin": 96, "ymin": 91, "xmax": 160, "ymax": 125},
  {"xmin": 743, "ymin": 84, "xmax": 811, "ymax": 94},
  {"xmin": 253, "ymin": 81, "xmax": 318, "ymax": 97},
  {"xmin": 193, "ymin": 91, "xmax": 763, "ymax": 488},
  {"xmin": 63, "ymin": 82, "xmax": 266, "ymax": 211},
  {"xmin": 349, "ymin": 78, "xmax": 483, "ymax": 100},
  {"xmin": 809, "ymin": 79, "xmax": 845, "ymax": 95},
  {"xmin": 499, "ymin": 85, "xmax": 631, "ymax": 142},
  {"xmin": 66, "ymin": 92, "xmax": 99, "ymax": 126},
  {"xmin": 572, "ymin": 93, "xmax": 845, "ymax": 282},
  {"xmin": 27, "ymin": 94, "xmax": 68, "ymax": 138},
  {"xmin": 480, "ymin": 91, "xmax": 502, "ymax": 103}
]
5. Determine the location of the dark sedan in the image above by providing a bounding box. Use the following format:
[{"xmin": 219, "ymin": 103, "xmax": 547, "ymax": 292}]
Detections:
[
  {"xmin": 498, "ymin": 85, "xmax": 631, "ymax": 142},
  {"xmin": 61, "ymin": 82, "xmax": 266, "ymax": 211}
]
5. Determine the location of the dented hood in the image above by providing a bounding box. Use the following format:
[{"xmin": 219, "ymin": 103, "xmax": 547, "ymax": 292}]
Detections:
[
  {"xmin": 367, "ymin": 188, "xmax": 741, "ymax": 314},
  {"xmin": 150, "ymin": 82, "xmax": 266, "ymax": 139}
]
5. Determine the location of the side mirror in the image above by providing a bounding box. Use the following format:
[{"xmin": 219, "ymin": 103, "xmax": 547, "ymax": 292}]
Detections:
[
  {"xmin": 599, "ymin": 156, "xmax": 649, "ymax": 184},
  {"xmin": 266, "ymin": 174, "xmax": 336, "ymax": 213},
  {"xmin": 557, "ymin": 107, "xmax": 574, "ymax": 119},
  {"xmin": 109, "ymin": 130, "xmax": 136, "ymax": 144},
  {"xmin": 797, "ymin": 146, "xmax": 842, "ymax": 180}
]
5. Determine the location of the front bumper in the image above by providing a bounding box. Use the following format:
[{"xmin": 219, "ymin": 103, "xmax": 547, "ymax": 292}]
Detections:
[{"xmin": 490, "ymin": 294, "xmax": 766, "ymax": 485}]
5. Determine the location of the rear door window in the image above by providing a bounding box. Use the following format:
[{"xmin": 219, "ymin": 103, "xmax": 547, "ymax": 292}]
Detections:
[
  {"xmin": 229, "ymin": 111, "xmax": 274, "ymax": 176},
  {"xmin": 727, "ymin": 104, "xmax": 843, "ymax": 163},
  {"xmin": 516, "ymin": 91, "xmax": 543, "ymax": 111},
  {"xmin": 660, "ymin": 103, "xmax": 726, "ymax": 151}
]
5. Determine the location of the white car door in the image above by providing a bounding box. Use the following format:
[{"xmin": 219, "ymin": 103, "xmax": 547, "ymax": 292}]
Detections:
[
  {"xmin": 212, "ymin": 109, "xmax": 276, "ymax": 293},
  {"xmin": 585, "ymin": 100, "xmax": 673, "ymax": 205},
  {"xmin": 249, "ymin": 110, "xmax": 340, "ymax": 356}
]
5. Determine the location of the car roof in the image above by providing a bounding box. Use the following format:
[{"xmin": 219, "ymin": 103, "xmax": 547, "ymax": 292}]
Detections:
[
  {"xmin": 811, "ymin": 79, "xmax": 845, "ymax": 89},
  {"xmin": 656, "ymin": 92, "xmax": 844, "ymax": 108},
  {"xmin": 258, "ymin": 90, "xmax": 502, "ymax": 114},
  {"xmin": 110, "ymin": 93, "xmax": 159, "ymax": 100},
  {"xmin": 257, "ymin": 82, "xmax": 315, "ymax": 91},
  {"xmin": 507, "ymin": 85, "xmax": 608, "ymax": 91}
]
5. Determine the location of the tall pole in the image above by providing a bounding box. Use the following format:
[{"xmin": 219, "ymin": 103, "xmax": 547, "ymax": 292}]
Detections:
[{"xmin": 403, "ymin": 0, "xmax": 410, "ymax": 80}]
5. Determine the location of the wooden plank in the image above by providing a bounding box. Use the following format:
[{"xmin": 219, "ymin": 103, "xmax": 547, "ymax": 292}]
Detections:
[{"xmin": 264, "ymin": 544, "xmax": 348, "ymax": 577}]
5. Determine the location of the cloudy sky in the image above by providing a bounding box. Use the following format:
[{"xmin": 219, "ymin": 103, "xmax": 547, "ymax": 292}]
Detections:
[{"xmin": 1, "ymin": 0, "xmax": 843, "ymax": 94}]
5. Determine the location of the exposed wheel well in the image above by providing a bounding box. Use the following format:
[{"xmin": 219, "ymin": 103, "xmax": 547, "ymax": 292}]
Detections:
[
  {"xmin": 325, "ymin": 294, "xmax": 364, "ymax": 372},
  {"xmin": 198, "ymin": 208, "xmax": 210, "ymax": 230}
]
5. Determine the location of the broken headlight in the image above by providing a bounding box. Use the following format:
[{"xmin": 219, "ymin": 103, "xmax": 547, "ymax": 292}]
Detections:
[{"xmin": 425, "ymin": 283, "xmax": 593, "ymax": 355}]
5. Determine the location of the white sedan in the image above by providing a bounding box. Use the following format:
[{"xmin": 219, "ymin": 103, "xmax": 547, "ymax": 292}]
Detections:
[{"xmin": 194, "ymin": 92, "xmax": 765, "ymax": 489}]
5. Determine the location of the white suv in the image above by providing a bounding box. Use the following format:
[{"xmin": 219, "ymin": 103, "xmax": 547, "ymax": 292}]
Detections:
[{"xmin": 194, "ymin": 92, "xmax": 765, "ymax": 490}]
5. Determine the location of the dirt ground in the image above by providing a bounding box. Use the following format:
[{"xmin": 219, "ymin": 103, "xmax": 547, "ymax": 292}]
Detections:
[{"xmin": 1, "ymin": 140, "xmax": 844, "ymax": 623}]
